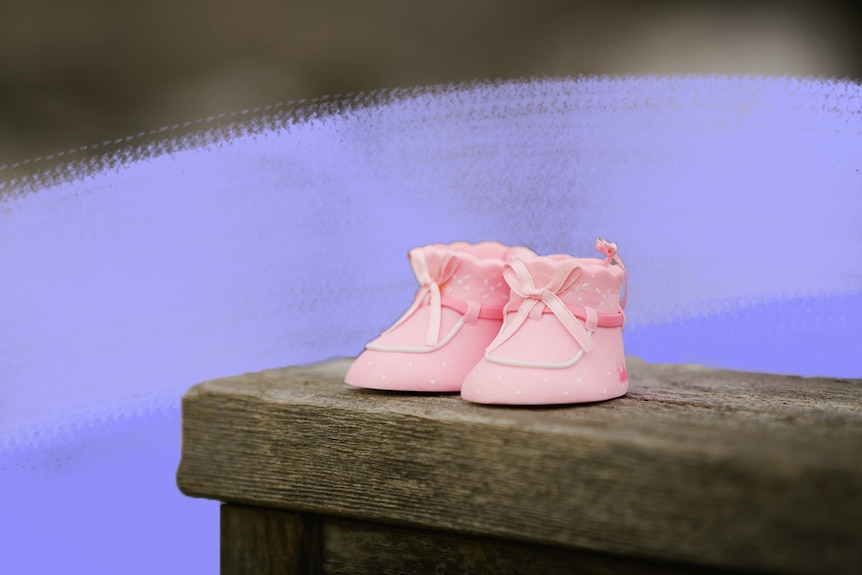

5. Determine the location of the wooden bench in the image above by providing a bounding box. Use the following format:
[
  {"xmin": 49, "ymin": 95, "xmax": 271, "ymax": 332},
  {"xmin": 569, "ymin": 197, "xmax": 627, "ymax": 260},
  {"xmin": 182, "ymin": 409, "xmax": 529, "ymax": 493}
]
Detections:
[{"xmin": 176, "ymin": 357, "xmax": 861, "ymax": 574}]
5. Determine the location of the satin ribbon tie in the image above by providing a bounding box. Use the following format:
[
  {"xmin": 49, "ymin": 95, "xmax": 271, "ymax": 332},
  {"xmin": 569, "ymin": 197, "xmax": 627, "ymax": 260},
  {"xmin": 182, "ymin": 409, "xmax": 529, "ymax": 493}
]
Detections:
[
  {"xmin": 487, "ymin": 259, "xmax": 596, "ymax": 356},
  {"xmin": 383, "ymin": 247, "xmax": 458, "ymax": 346}
]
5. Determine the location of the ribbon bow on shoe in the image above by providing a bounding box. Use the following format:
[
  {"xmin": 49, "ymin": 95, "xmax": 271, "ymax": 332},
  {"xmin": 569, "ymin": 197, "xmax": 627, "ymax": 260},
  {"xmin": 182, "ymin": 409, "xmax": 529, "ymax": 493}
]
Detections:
[
  {"xmin": 484, "ymin": 259, "xmax": 596, "ymax": 368},
  {"xmin": 366, "ymin": 247, "xmax": 459, "ymax": 352}
]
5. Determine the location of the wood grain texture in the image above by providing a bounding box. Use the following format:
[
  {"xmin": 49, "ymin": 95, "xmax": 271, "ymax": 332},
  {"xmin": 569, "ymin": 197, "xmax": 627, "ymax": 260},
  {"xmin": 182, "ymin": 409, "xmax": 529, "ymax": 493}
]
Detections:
[
  {"xmin": 221, "ymin": 504, "xmax": 321, "ymax": 575},
  {"xmin": 322, "ymin": 515, "xmax": 737, "ymax": 575},
  {"xmin": 178, "ymin": 357, "xmax": 862, "ymax": 575}
]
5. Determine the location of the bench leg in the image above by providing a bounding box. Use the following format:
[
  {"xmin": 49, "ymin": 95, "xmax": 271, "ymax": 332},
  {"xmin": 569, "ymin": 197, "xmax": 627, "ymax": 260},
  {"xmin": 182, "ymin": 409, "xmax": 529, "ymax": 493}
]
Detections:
[{"xmin": 221, "ymin": 504, "xmax": 322, "ymax": 575}]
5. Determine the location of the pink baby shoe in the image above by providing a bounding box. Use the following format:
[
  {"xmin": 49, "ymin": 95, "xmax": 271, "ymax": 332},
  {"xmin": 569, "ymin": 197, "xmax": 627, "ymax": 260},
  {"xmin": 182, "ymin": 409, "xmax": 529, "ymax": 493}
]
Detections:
[
  {"xmin": 461, "ymin": 239, "xmax": 629, "ymax": 405},
  {"xmin": 345, "ymin": 242, "xmax": 534, "ymax": 392}
]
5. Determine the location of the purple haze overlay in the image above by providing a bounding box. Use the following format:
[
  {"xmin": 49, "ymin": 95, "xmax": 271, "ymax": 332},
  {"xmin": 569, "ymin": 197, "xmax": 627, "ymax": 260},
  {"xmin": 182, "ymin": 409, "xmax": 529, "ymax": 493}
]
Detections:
[{"xmin": 1, "ymin": 77, "xmax": 860, "ymax": 573}]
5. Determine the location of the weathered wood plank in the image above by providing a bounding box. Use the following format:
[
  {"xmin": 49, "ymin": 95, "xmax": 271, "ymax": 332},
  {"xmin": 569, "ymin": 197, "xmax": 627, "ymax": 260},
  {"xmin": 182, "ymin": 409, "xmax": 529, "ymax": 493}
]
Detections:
[
  {"xmin": 221, "ymin": 504, "xmax": 321, "ymax": 575},
  {"xmin": 178, "ymin": 358, "xmax": 862, "ymax": 575},
  {"xmin": 220, "ymin": 504, "xmax": 741, "ymax": 575},
  {"xmin": 322, "ymin": 515, "xmax": 735, "ymax": 575}
]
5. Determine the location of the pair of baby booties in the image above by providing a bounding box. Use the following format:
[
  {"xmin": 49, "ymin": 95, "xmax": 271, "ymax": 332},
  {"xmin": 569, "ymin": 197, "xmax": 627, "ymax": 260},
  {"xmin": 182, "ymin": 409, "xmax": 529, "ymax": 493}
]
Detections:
[{"xmin": 345, "ymin": 238, "xmax": 628, "ymax": 405}]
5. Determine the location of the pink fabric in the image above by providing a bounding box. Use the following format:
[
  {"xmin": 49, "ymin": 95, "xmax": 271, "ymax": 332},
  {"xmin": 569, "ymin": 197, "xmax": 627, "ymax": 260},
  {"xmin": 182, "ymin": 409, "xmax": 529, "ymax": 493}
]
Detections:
[
  {"xmin": 486, "ymin": 258, "xmax": 596, "ymax": 358},
  {"xmin": 596, "ymin": 237, "xmax": 627, "ymax": 309},
  {"xmin": 345, "ymin": 241, "xmax": 533, "ymax": 392},
  {"xmin": 383, "ymin": 246, "xmax": 459, "ymax": 346},
  {"xmin": 438, "ymin": 295, "xmax": 504, "ymax": 320},
  {"xmin": 462, "ymin": 239, "xmax": 629, "ymax": 405}
]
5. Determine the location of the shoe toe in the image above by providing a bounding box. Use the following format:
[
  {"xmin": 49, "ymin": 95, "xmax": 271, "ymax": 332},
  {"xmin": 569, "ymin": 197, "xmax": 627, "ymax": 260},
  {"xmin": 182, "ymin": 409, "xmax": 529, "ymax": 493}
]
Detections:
[{"xmin": 345, "ymin": 349, "xmax": 463, "ymax": 392}]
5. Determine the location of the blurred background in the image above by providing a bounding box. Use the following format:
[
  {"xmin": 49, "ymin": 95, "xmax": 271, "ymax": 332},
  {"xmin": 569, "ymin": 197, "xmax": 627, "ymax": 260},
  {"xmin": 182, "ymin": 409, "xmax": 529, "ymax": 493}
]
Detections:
[
  {"xmin": 1, "ymin": 0, "xmax": 860, "ymax": 168},
  {"xmin": 1, "ymin": 3, "xmax": 860, "ymax": 573}
]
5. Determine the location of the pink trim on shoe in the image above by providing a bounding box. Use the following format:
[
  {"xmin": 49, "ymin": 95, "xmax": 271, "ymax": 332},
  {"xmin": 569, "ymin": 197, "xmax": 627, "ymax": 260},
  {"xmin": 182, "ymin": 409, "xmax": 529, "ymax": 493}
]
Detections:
[
  {"xmin": 462, "ymin": 239, "xmax": 629, "ymax": 405},
  {"xmin": 345, "ymin": 241, "xmax": 535, "ymax": 392}
]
